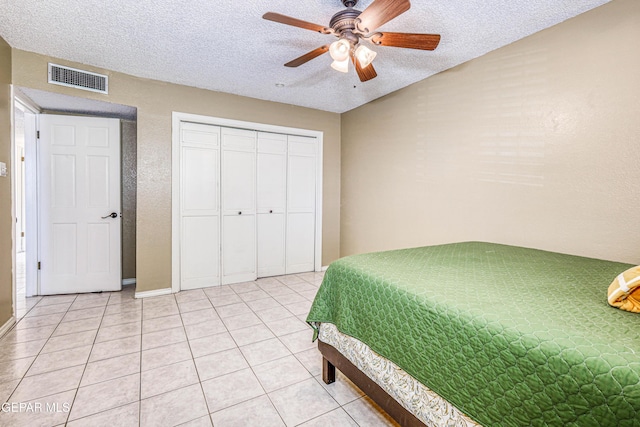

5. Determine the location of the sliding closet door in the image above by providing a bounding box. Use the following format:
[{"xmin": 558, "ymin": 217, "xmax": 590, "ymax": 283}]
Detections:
[
  {"xmin": 256, "ymin": 132, "xmax": 287, "ymax": 277},
  {"xmin": 180, "ymin": 122, "xmax": 221, "ymax": 290},
  {"xmin": 222, "ymin": 128, "xmax": 257, "ymax": 284},
  {"xmin": 286, "ymin": 135, "xmax": 316, "ymax": 274}
]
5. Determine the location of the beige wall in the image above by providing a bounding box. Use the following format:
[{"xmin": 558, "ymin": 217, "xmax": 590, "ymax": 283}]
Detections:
[
  {"xmin": 12, "ymin": 51, "xmax": 341, "ymax": 292},
  {"xmin": 121, "ymin": 120, "xmax": 137, "ymax": 281},
  {"xmin": 0, "ymin": 36, "xmax": 13, "ymax": 325},
  {"xmin": 341, "ymin": 0, "xmax": 640, "ymax": 264}
]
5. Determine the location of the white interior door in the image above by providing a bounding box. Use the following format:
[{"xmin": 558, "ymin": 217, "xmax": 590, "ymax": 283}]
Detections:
[
  {"xmin": 257, "ymin": 132, "xmax": 287, "ymax": 277},
  {"xmin": 221, "ymin": 128, "xmax": 256, "ymax": 285},
  {"xmin": 180, "ymin": 122, "xmax": 221, "ymax": 290},
  {"xmin": 38, "ymin": 115, "xmax": 121, "ymax": 295},
  {"xmin": 286, "ymin": 135, "xmax": 317, "ymax": 274}
]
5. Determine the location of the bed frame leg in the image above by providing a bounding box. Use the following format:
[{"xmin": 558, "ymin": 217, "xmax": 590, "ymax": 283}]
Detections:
[{"xmin": 322, "ymin": 356, "xmax": 336, "ymax": 384}]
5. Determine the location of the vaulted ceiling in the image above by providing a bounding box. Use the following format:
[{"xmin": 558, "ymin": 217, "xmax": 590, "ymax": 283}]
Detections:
[{"xmin": 1, "ymin": 0, "xmax": 610, "ymax": 113}]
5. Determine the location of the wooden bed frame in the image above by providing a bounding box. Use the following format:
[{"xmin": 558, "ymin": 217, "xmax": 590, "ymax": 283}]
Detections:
[{"xmin": 319, "ymin": 340, "xmax": 426, "ymax": 427}]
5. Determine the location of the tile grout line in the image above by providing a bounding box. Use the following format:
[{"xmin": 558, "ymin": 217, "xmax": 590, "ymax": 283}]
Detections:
[
  {"xmin": 2, "ymin": 293, "xmax": 114, "ymax": 424},
  {"xmin": 51, "ymin": 289, "xmax": 140, "ymax": 424},
  {"xmin": 180, "ymin": 289, "xmax": 222, "ymax": 426},
  {"xmin": 19, "ymin": 290, "xmax": 137, "ymax": 425},
  {"xmin": 262, "ymin": 274, "xmax": 342, "ymax": 427},
  {"xmin": 224, "ymin": 282, "xmax": 289, "ymax": 427},
  {"xmin": 185, "ymin": 282, "xmax": 287, "ymax": 424},
  {"xmin": 4, "ymin": 294, "xmax": 80, "ymax": 407},
  {"xmin": 138, "ymin": 292, "xmax": 146, "ymax": 427},
  {"xmin": 242, "ymin": 275, "xmax": 325, "ymax": 425},
  {"xmin": 64, "ymin": 292, "xmax": 113, "ymax": 425}
]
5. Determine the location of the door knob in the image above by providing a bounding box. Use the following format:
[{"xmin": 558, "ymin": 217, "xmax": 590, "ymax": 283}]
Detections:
[{"xmin": 101, "ymin": 212, "xmax": 118, "ymax": 219}]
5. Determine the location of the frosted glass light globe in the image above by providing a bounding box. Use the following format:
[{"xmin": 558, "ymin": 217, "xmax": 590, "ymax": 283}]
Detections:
[
  {"xmin": 329, "ymin": 39, "xmax": 351, "ymax": 62},
  {"xmin": 355, "ymin": 44, "xmax": 377, "ymax": 68}
]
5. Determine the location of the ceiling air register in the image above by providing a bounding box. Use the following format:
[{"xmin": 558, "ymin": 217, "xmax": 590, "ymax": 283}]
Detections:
[{"xmin": 48, "ymin": 63, "xmax": 108, "ymax": 94}]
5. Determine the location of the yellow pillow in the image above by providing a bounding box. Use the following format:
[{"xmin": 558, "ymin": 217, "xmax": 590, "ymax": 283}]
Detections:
[{"xmin": 608, "ymin": 266, "xmax": 640, "ymax": 313}]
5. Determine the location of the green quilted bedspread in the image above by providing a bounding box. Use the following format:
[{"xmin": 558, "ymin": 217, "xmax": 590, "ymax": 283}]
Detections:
[{"xmin": 306, "ymin": 242, "xmax": 640, "ymax": 426}]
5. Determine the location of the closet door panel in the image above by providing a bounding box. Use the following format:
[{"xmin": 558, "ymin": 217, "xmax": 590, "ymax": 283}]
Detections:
[
  {"xmin": 257, "ymin": 213, "xmax": 286, "ymax": 277},
  {"xmin": 182, "ymin": 122, "xmax": 221, "ymax": 145},
  {"xmin": 179, "ymin": 122, "xmax": 221, "ymax": 290},
  {"xmin": 182, "ymin": 147, "xmax": 218, "ymax": 214},
  {"xmin": 286, "ymin": 212, "xmax": 315, "ymax": 274},
  {"xmin": 221, "ymin": 127, "xmax": 257, "ymax": 285},
  {"xmin": 256, "ymin": 132, "xmax": 287, "ymax": 277},
  {"xmin": 222, "ymin": 150, "xmax": 255, "ymax": 214},
  {"xmin": 222, "ymin": 214, "xmax": 256, "ymax": 282},
  {"xmin": 286, "ymin": 135, "xmax": 317, "ymax": 274},
  {"xmin": 222, "ymin": 128, "xmax": 256, "ymax": 151},
  {"xmin": 257, "ymin": 152, "xmax": 286, "ymax": 212},
  {"xmin": 287, "ymin": 155, "xmax": 315, "ymax": 212},
  {"xmin": 182, "ymin": 216, "xmax": 220, "ymax": 288}
]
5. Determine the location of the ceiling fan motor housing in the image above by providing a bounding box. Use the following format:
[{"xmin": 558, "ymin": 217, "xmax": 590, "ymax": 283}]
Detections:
[{"xmin": 330, "ymin": 8, "xmax": 362, "ymax": 42}]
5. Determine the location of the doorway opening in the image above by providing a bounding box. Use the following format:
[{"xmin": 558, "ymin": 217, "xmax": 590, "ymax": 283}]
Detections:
[
  {"xmin": 12, "ymin": 96, "xmax": 38, "ymax": 320},
  {"xmin": 11, "ymin": 87, "xmax": 137, "ymax": 318}
]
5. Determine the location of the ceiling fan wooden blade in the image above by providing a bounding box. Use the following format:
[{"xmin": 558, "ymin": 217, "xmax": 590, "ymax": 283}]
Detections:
[
  {"xmin": 352, "ymin": 55, "xmax": 377, "ymax": 82},
  {"xmin": 263, "ymin": 12, "xmax": 331, "ymax": 34},
  {"xmin": 284, "ymin": 45, "xmax": 330, "ymax": 67},
  {"xmin": 371, "ymin": 32, "xmax": 441, "ymax": 50},
  {"xmin": 355, "ymin": 0, "xmax": 411, "ymax": 34}
]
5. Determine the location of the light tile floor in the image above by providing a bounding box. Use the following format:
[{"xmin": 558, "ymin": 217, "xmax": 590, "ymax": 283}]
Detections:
[
  {"xmin": 0, "ymin": 272, "xmax": 399, "ymax": 426},
  {"xmin": 14, "ymin": 251, "xmax": 35, "ymax": 322}
]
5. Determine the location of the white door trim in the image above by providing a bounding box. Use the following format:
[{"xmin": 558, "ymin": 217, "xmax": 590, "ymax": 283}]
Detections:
[
  {"xmin": 11, "ymin": 91, "xmax": 40, "ymax": 321},
  {"xmin": 171, "ymin": 112, "xmax": 324, "ymax": 294},
  {"xmin": 0, "ymin": 316, "xmax": 15, "ymax": 339},
  {"xmin": 18, "ymin": 100, "xmax": 39, "ymax": 297},
  {"xmin": 9, "ymin": 86, "xmax": 16, "ymax": 322},
  {"xmin": 134, "ymin": 287, "xmax": 172, "ymax": 299}
]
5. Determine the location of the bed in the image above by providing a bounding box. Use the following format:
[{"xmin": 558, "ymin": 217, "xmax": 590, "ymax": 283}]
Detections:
[{"xmin": 306, "ymin": 242, "xmax": 640, "ymax": 426}]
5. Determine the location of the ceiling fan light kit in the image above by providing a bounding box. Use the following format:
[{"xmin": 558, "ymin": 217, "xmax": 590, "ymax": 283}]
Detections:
[
  {"xmin": 263, "ymin": 0, "xmax": 441, "ymax": 82},
  {"xmin": 355, "ymin": 44, "xmax": 377, "ymax": 68},
  {"xmin": 329, "ymin": 39, "xmax": 351, "ymax": 62},
  {"xmin": 331, "ymin": 58, "xmax": 350, "ymax": 73}
]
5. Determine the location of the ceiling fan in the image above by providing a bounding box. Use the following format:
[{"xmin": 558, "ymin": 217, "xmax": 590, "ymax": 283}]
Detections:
[{"xmin": 263, "ymin": 0, "xmax": 440, "ymax": 82}]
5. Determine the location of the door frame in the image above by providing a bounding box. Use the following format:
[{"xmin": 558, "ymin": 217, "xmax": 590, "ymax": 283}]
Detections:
[
  {"xmin": 171, "ymin": 112, "xmax": 324, "ymax": 294},
  {"xmin": 13, "ymin": 92, "xmax": 40, "ymax": 302}
]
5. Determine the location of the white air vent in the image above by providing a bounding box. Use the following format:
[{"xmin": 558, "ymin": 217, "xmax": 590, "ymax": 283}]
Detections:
[{"xmin": 48, "ymin": 63, "xmax": 108, "ymax": 94}]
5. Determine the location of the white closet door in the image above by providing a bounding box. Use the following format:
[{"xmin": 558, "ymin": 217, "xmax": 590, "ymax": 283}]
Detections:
[
  {"xmin": 286, "ymin": 135, "xmax": 316, "ymax": 274},
  {"xmin": 222, "ymin": 128, "xmax": 257, "ymax": 284},
  {"xmin": 257, "ymin": 132, "xmax": 287, "ymax": 277},
  {"xmin": 180, "ymin": 122, "xmax": 221, "ymax": 290}
]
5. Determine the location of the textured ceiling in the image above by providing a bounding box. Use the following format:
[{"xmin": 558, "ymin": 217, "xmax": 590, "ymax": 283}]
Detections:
[{"xmin": 1, "ymin": 0, "xmax": 610, "ymax": 113}]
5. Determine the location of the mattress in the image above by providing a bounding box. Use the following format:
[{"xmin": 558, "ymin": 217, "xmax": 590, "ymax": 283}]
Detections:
[{"xmin": 306, "ymin": 242, "xmax": 640, "ymax": 426}]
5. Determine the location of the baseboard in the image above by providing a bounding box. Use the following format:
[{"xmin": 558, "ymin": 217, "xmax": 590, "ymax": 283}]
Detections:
[
  {"xmin": 0, "ymin": 316, "xmax": 16, "ymax": 339},
  {"xmin": 122, "ymin": 278, "xmax": 137, "ymax": 286},
  {"xmin": 134, "ymin": 288, "xmax": 172, "ymax": 299},
  {"xmin": 321, "ymin": 265, "xmax": 329, "ymax": 271}
]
